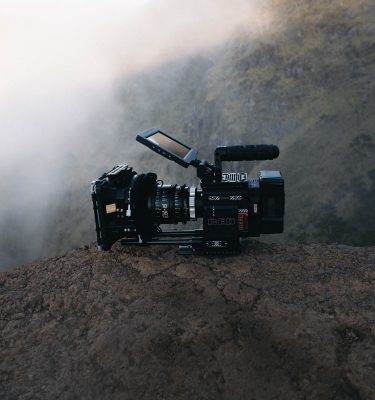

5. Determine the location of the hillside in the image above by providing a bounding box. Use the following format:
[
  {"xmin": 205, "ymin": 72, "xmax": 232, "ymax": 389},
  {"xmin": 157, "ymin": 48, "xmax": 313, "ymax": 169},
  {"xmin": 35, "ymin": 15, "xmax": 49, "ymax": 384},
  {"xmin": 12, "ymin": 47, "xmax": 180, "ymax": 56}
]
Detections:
[{"xmin": 1, "ymin": 241, "xmax": 375, "ymax": 399}]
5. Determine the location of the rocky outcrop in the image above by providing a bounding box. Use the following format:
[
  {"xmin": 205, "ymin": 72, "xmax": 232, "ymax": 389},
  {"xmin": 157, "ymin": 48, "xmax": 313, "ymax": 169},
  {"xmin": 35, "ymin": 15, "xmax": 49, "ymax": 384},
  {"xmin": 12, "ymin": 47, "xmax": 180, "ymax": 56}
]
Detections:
[{"xmin": 1, "ymin": 240, "xmax": 375, "ymax": 399}]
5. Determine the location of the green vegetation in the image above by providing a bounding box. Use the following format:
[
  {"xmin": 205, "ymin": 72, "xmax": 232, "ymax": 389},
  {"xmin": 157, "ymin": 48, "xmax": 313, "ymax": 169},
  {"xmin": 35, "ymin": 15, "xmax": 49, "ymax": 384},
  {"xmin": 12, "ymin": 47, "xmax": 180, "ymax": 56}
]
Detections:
[{"xmin": 118, "ymin": 0, "xmax": 375, "ymax": 245}]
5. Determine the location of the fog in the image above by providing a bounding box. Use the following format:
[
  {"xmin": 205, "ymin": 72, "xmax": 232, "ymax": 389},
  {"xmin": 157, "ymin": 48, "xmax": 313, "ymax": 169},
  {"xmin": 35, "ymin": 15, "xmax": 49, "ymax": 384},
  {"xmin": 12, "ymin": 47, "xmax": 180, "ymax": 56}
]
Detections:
[{"xmin": 0, "ymin": 0, "xmax": 274, "ymax": 270}]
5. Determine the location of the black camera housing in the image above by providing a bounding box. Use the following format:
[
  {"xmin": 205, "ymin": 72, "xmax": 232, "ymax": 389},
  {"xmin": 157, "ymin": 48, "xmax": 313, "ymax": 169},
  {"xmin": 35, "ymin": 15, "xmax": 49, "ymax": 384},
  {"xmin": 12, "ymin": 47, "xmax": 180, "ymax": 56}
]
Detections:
[{"xmin": 91, "ymin": 128, "xmax": 284, "ymax": 255}]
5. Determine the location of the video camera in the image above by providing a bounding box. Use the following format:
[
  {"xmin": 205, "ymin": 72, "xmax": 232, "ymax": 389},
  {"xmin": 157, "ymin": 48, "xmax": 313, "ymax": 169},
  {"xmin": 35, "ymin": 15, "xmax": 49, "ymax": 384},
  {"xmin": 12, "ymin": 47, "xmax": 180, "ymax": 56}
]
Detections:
[{"xmin": 91, "ymin": 128, "xmax": 284, "ymax": 254}]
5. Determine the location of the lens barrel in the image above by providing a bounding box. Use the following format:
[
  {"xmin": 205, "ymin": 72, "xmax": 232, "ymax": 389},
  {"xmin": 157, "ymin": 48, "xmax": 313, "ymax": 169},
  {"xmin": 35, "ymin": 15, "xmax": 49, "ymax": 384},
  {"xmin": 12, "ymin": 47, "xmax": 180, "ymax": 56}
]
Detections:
[{"xmin": 154, "ymin": 184, "xmax": 190, "ymax": 224}]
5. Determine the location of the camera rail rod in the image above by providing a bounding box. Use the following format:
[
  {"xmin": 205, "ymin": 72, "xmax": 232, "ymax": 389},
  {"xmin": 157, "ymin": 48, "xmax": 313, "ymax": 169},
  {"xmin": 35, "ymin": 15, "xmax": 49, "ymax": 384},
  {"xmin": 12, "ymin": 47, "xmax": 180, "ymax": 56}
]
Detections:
[{"xmin": 120, "ymin": 230, "xmax": 204, "ymax": 246}]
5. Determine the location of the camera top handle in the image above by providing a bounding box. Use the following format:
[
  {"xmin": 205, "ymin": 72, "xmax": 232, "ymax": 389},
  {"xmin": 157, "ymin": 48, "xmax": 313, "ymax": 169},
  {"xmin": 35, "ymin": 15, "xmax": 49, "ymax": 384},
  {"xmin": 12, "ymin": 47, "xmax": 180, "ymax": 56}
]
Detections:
[{"xmin": 214, "ymin": 145, "xmax": 279, "ymax": 169}]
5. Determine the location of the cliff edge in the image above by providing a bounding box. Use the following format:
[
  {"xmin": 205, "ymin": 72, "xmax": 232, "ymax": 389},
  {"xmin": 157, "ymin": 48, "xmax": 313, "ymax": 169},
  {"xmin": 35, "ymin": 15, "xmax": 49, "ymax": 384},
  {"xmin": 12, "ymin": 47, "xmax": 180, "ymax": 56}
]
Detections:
[{"xmin": 1, "ymin": 240, "xmax": 375, "ymax": 399}]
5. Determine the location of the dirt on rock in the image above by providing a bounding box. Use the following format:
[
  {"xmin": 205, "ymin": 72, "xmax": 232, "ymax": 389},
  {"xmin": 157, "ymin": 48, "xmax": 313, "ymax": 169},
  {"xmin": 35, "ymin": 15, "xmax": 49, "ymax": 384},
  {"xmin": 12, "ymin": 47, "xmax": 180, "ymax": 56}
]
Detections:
[{"xmin": 1, "ymin": 240, "xmax": 375, "ymax": 400}]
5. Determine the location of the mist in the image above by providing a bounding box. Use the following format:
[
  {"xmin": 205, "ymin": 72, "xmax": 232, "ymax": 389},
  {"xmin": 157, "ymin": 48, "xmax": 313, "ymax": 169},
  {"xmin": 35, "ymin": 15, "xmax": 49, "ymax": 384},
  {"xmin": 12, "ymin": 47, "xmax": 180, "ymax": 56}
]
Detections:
[{"xmin": 0, "ymin": 0, "xmax": 271, "ymax": 270}]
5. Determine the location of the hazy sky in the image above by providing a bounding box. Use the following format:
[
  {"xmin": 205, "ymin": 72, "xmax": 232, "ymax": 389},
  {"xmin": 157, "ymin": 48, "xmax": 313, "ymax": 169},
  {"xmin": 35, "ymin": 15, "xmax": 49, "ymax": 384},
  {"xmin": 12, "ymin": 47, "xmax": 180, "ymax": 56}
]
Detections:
[
  {"xmin": 0, "ymin": 0, "xmax": 264, "ymax": 158},
  {"xmin": 0, "ymin": 0, "xmax": 267, "ymax": 268},
  {"xmin": 0, "ymin": 0, "xmax": 259, "ymax": 93}
]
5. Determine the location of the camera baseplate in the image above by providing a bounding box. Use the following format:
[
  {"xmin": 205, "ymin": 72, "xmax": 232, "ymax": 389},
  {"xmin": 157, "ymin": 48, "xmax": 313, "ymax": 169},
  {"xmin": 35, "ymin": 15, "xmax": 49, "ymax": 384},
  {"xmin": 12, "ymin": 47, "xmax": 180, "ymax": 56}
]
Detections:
[{"xmin": 120, "ymin": 229, "xmax": 241, "ymax": 255}]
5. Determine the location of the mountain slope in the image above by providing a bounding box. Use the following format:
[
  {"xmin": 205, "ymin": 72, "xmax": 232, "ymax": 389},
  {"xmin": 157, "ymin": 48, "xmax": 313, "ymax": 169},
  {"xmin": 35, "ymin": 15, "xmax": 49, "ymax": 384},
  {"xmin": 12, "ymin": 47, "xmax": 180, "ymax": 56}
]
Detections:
[
  {"xmin": 1, "ymin": 241, "xmax": 375, "ymax": 399},
  {"xmin": 118, "ymin": 0, "xmax": 375, "ymax": 245}
]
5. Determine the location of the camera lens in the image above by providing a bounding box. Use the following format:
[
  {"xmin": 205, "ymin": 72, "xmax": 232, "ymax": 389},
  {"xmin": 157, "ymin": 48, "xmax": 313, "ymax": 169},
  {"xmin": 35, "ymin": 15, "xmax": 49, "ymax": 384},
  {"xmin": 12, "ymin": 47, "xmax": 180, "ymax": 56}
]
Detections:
[{"xmin": 154, "ymin": 184, "xmax": 190, "ymax": 224}]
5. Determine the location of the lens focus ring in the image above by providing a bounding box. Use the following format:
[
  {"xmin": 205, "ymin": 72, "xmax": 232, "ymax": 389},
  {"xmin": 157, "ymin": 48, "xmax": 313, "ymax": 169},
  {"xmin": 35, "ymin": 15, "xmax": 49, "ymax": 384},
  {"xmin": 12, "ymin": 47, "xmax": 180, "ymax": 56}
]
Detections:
[
  {"xmin": 189, "ymin": 187, "xmax": 196, "ymax": 221},
  {"xmin": 155, "ymin": 184, "xmax": 189, "ymax": 224}
]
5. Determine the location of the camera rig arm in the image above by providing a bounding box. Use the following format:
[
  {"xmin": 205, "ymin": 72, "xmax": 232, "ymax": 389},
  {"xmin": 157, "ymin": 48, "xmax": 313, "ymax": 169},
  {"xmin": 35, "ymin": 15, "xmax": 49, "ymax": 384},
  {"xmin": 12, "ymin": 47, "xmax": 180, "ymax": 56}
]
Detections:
[{"xmin": 190, "ymin": 159, "xmax": 219, "ymax": 183}]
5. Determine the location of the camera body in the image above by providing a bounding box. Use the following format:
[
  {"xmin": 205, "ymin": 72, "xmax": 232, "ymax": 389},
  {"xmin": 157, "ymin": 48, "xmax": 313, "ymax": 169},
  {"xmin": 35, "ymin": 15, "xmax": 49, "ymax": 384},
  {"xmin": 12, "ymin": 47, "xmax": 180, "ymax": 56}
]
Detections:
[{"xmin": 91, "ymin": 128, "xmax": 284, "ymax": 255}]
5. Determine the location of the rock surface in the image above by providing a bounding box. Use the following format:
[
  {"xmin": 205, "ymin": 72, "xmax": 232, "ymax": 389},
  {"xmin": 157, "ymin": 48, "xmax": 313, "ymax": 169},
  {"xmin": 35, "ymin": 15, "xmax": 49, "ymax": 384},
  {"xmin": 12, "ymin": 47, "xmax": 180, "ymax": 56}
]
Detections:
[{"xmin": 1, "ymin": 240, "xmax": 375, "ymax": 400}]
